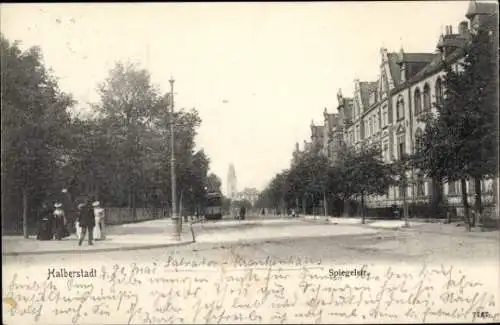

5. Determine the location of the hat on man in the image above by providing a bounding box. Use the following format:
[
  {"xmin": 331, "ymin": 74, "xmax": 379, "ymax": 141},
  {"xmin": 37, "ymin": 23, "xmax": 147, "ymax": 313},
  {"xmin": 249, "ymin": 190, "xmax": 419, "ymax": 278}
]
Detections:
[
  {"xmin": 77, "ymin": 203, "xmax": 85, "ymax": 209},
  {"xmin": 54, "ymin": 202, "xmax": 62, "ymax": 208},
  {"xmin": 92, "ymin": 201, "xmax": 100, "ymax": 207}
]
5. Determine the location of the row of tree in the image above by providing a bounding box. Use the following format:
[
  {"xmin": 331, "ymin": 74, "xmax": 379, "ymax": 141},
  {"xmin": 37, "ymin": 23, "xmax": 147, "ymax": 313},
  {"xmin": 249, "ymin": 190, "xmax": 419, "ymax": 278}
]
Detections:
[
  {"xmin": 1, "ymin": 34, "xmax": 223, "ymax": 236},
  {"xmin": 256, "ymin": 25, "xmax": 498, "ymax": 230},
  {"xmin": 255, "ymin": 144, "xmax": 394, "ymax": 224}
]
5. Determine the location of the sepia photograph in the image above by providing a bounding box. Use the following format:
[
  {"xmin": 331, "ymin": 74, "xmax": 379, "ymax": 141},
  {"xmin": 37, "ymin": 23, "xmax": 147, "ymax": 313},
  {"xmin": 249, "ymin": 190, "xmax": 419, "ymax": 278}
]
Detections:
[{"xmin": 1, "ymin": 1, "xmax": 499, "ymax": 324}]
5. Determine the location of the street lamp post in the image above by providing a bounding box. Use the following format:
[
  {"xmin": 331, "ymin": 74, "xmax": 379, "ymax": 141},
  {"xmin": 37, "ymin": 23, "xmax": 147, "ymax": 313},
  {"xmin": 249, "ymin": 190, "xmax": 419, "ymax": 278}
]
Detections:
[{"xmin": 169, "ymin": 76, "xmax": 181, "ymax": 241}]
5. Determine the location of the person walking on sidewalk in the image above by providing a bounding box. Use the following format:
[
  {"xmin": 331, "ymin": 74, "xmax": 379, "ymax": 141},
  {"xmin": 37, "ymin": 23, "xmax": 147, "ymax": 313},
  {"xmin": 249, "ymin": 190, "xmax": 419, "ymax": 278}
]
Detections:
[
  {"xmin": 53, "ymin": 202, "xmax": 68, "ymax": 240},
  {"xmin": 92, "ymin": 201, "xmax": 105, "ymax": 240},
  {"xmin": 78, "ymin": 200, "xmax": 95, "ymax": 246},
  {"xmin": 75, "ymin": 203, "xmax": 85, "ymax": 240}
]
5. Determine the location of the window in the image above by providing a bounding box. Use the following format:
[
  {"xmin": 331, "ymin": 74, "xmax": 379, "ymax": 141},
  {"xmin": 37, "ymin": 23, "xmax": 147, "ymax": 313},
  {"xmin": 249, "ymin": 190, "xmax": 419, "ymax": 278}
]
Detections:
[
  {"xmin": 399, "ymin": 184, "xmax": 406, "ymax": 198},
  {"xmin": 383, "ymin": 142, "xmax": 389, "ymax": 162},
  {"xmin": 356, "ymin": 125, "xmax": 360, "ymax": 141},
  {"xmin": 368, "ymin": 117, "xmax": 373, "ymax": 136},
  {"xmin": 435, "ymin": 78, "xmax": 444, "ymax": 106},
  {"xmin": 448, "ymin": 181, "xmax": 457, "ymax": 195},
  {"xmin": 382, "ymin": 107, "xmax": 388, "ymax": 127},
  {"xmin": 414, "ymin": 88, "xmax": 422, "ymax": 116},
  {"xmin": 396, "ymin": 96, "xmax": 405, "ymax": 120},
  {"xmin": 397, "ymin": 134, "xmax": 405, "ymax": 159},
  {"xmin": 415, "ymin": 128, "xmax": 423, "ymax": 151},
  {"xmin": 423, "ymin": 83, "xmax": 431, "ymax": 111},
  {"xmin": 417, "ymin": 173, "xmax": 425, "ymax": 197}
]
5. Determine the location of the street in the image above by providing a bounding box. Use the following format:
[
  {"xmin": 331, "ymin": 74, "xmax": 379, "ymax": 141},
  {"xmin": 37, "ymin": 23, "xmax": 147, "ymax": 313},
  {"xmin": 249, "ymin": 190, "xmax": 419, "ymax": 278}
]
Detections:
[
  {"xmin": 3, "ymin": 218, "xmax": 500, "ymax": 324},
  {"xmin": 4, "ymin": 217, "xmax": 499, "ymax": 266}
]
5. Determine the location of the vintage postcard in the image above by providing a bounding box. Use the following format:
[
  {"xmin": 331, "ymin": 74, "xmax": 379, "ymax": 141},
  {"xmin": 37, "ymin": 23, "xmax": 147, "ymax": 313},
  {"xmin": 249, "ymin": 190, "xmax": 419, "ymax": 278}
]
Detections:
[{"xmin": 2, "ymin": 1, "xmax": 499, "ymax": 324}]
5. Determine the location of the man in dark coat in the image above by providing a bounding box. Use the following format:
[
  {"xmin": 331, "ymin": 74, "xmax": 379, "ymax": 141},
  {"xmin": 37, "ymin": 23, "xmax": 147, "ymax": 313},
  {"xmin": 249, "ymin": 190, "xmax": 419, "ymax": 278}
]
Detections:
[
  {"xmin": 239, "ymin": 206, "xmax": 246, "ymax": 220},
  {"xmin": 78, "ymin": 199, "xmax": 95, "ymax": 246}
]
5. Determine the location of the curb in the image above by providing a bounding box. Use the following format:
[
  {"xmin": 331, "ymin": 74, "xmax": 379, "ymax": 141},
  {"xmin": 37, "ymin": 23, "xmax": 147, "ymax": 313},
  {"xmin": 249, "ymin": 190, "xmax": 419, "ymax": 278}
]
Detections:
[{"xmin": 3, "ymin": 239, "xmax": 194, "ymax": 257}]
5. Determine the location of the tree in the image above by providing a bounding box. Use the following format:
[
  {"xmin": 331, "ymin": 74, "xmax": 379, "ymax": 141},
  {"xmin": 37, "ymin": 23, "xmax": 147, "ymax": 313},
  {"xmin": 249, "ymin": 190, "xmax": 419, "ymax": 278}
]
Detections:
[
  {"xmin": 1, "ymin": 35, "xmax": 74, "ymax": 237},
  {"xmin": 287, "ymin": 148, "xmax": 330, "ymax": 215},
  {"xmin": 336, "ymin": 144, "xmax": 392, "ymax": 224},
  {"xmin": 414, "ymin": 26, "xmax": 498, "ymax": 230},
  {"xmin": 206, "ymin": 173, "xmax": 222, "ymax": 193},
  {"xmin": 93, "ymin": 61, "xmax": 161, "ymax": 214}
]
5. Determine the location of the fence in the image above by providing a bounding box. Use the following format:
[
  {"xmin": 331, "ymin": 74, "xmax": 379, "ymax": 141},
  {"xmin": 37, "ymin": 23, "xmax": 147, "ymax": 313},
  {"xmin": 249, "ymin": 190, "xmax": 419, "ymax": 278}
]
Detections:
[
  {"xmin": 103, "ymin": 207, "xmax": 169, "ymax": 225},
  {"xmin": 2, "ymin": 207, "xmax": 170, "ymax": 236}
]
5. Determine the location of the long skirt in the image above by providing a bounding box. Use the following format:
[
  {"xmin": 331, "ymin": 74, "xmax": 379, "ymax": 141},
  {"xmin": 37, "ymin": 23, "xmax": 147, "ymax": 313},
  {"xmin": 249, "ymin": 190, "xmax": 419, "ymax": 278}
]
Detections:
[
  {"xmin": 93, "ymin": 217, "xmax": 102, "ymax": 240},
  {"xmin": 37, "ymin": 218, "xmax": 53, "ymax": 240},
  {"xmin": 53, "ymin": 217, "xmax": 68, "ymax": 240},
  {"xmin": 75, "ymin": 221, "xmax": 82, "ymax": 240}
]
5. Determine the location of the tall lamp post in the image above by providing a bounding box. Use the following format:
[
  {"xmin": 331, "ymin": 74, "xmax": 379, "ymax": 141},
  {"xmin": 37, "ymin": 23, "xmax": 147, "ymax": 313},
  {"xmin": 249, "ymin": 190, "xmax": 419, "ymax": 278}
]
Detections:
[{"xmin": 169, "ymin": 76, "xmax": 181, "ymax": 241}]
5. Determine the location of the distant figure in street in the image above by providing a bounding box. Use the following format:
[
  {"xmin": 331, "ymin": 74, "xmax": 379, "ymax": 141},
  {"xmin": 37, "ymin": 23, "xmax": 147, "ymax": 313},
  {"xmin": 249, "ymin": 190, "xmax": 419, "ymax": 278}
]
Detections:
[
  {"xmin": 78, "ymin": 199, "xmax": 95, "ymax": 246},
  {"xmin": 239, "ymin": 206, "xmax": 246, "ymax": 220},
  {"xmin": 53, "ymin": 202, "xmax": 68, "ymax": 240},
  {"xmin": 92, "ymin": 201, "xmax": 105, "ymax": 240},
  {"xmin": 37, "ymin": 202, "xmax": 53, "ymax": 240},
  {"xmin": 261, "ymin": 208, "xmax": 265, "ymax": 216}
]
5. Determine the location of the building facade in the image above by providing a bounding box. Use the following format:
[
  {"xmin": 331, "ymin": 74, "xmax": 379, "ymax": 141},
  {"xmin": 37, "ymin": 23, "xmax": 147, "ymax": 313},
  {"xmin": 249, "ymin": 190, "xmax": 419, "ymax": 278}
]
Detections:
[{"xmin": 301, "ymin": 1, "xmax": 498, "ymax": 212}]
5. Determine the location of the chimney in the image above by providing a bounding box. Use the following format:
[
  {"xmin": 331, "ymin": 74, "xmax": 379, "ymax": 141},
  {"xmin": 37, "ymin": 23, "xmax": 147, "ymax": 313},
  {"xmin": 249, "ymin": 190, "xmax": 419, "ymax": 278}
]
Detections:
[{"xmin": 458, "ymin": 21, "xmax": 468, "ymax": 35}]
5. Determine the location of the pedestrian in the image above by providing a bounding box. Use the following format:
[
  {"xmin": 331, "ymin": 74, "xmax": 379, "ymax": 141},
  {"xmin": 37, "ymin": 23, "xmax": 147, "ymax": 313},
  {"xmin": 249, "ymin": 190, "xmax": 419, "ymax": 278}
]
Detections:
[
  {"xmin": 92, "ymin": 201, "xmax": 105, "ymax": 240},
  {"xmin": 239, "ymin": 205, "xmax": 246, "ymax": 220},
  {"xmin": 78, "ymin": 199, "xmax": 95, "ymax": 246},
  {"xmin": 37, "ymin": 202, "xmax": 53, "ymax": 241},
  {"xmin": 52, "ymin": 202, "xmax": 68, "ymax": 240},
  {"xmin": 75, "ymin": 203, "xmax": 85, "ymax": 240}
]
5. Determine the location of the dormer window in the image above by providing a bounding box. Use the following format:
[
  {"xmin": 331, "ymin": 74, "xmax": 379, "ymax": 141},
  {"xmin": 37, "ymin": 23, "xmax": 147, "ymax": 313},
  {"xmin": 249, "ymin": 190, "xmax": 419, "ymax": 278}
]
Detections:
[{"xmin": 369, "ymin": 92, "xmax": 376, "ymax": 105}]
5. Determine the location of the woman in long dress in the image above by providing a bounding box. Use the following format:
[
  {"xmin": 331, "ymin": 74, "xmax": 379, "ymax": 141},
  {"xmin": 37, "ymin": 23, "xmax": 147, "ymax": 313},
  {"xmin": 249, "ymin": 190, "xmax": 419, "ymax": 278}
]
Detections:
[
  {"xmin": 92, "ymin": 201, "xmax": 105, "ymax": 240},
  {"xmin": 37, "ymin": 202, "xmax": 53, "ymax": 240}
]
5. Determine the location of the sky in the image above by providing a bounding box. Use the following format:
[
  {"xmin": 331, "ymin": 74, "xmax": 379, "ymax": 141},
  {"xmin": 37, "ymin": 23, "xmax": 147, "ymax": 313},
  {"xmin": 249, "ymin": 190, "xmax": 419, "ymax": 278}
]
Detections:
[{"xmin": 1, "ymin": 1, "xmax": 474, "ymax": 194}]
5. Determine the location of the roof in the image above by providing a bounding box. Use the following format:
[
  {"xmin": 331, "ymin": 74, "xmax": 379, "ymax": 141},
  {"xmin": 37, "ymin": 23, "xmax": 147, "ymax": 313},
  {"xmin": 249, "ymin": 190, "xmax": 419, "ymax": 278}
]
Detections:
[
  {"xmin": 311, "ymin": 124, "xmax": 324, "ymax": 137},
  {"xmin": 358, "ymin": 81, "xmax": 378, "ymax": 109},
  {"xmin": 392, "ymin": 48, "xmax": 465, "ymax": 93},
  {"xmin": 387, "ymin": 53, "xmax": 402, "ymax": 85},
  {"xmin": 399, "ymin": 53, "xmax": 436, "ymax": 63},
  {"xmin": 324, "ymin": 112, "xmax": 339, "ymax": 128},
  {"xmin": 437, "ymin": 34, "xmax": 470, "ymax": 49},
  {"xmin": 466, "ymin": 1, "xmax": 498, "ymax": 18}
]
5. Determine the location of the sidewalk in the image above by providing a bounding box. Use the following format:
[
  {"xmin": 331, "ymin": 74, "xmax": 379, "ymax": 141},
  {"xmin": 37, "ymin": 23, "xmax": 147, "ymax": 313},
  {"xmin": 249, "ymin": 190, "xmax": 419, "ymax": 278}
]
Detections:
[
  {"xmin": 301, "ymin": 215, "xmax": 500, "ymax": 239},
  {"xmin": 2, "ymin": 218, "xmax": 193, "ymax": 256}
]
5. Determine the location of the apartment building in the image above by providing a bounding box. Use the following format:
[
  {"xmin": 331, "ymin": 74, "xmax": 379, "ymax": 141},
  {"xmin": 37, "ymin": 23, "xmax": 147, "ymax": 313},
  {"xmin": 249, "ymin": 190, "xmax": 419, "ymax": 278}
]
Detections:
[{"xmin": 313, "ymin": 0, "xmax": 498, "ymax": 210}]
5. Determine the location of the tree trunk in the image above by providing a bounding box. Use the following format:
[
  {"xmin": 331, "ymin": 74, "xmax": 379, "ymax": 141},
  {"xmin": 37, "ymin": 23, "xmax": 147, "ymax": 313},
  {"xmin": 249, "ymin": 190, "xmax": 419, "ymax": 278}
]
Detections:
[
  {"xmin": 473, "ymin": 177, "xmax": 482, "ymax": 227},
  {"xmin": 323, "ymin": 192, "xmax": 328, "ymax": 217},
  {"xmin": 430, "ymin": 178, "xmax": 443, "ymax": 218},
  {"xmin": 22, "ymin": 187, "xmax": 28, "ymax": 239},
  {"xmin": 460, "ymin": 178, "xmax": 471, "ymax": 231},
  {"xmin": 403, "ymin": 183, "xmax": 409, "ymax": 227},
  {"xmin": 361, "ymin": 192, "xmax": 365, "ymax": 224}
]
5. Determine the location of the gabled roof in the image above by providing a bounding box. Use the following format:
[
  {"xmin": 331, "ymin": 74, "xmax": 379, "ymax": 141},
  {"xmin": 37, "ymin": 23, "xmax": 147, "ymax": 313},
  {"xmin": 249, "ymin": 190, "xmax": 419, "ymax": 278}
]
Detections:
[
  {"xmin": 311, "ymin": 124, "xmax": 324, "ymax": 138},
  {"xmin": 325, "ymin": 113, "xmax": 339, "ymax": 128},
  {"xmin": 387, "ymin": 52, "xmax": 402, "ymax": 85},
  {"xmin": 399, "ymin": 53, "xmax": 436, "ymax": 63},
  {"xmin": 358, "ymin": 81, "xmax": 378, "ymax": 109},
  {"xmin": 392, "ymin": 48, "xmax": 465, "ymax": 92}
]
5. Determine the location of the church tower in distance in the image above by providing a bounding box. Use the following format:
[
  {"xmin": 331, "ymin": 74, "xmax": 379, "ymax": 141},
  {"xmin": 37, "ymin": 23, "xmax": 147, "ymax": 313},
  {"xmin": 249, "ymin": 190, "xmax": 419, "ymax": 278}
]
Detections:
[{"xmin": 227, "ymin": 164, "xmax": 237, "ymax": 199}]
